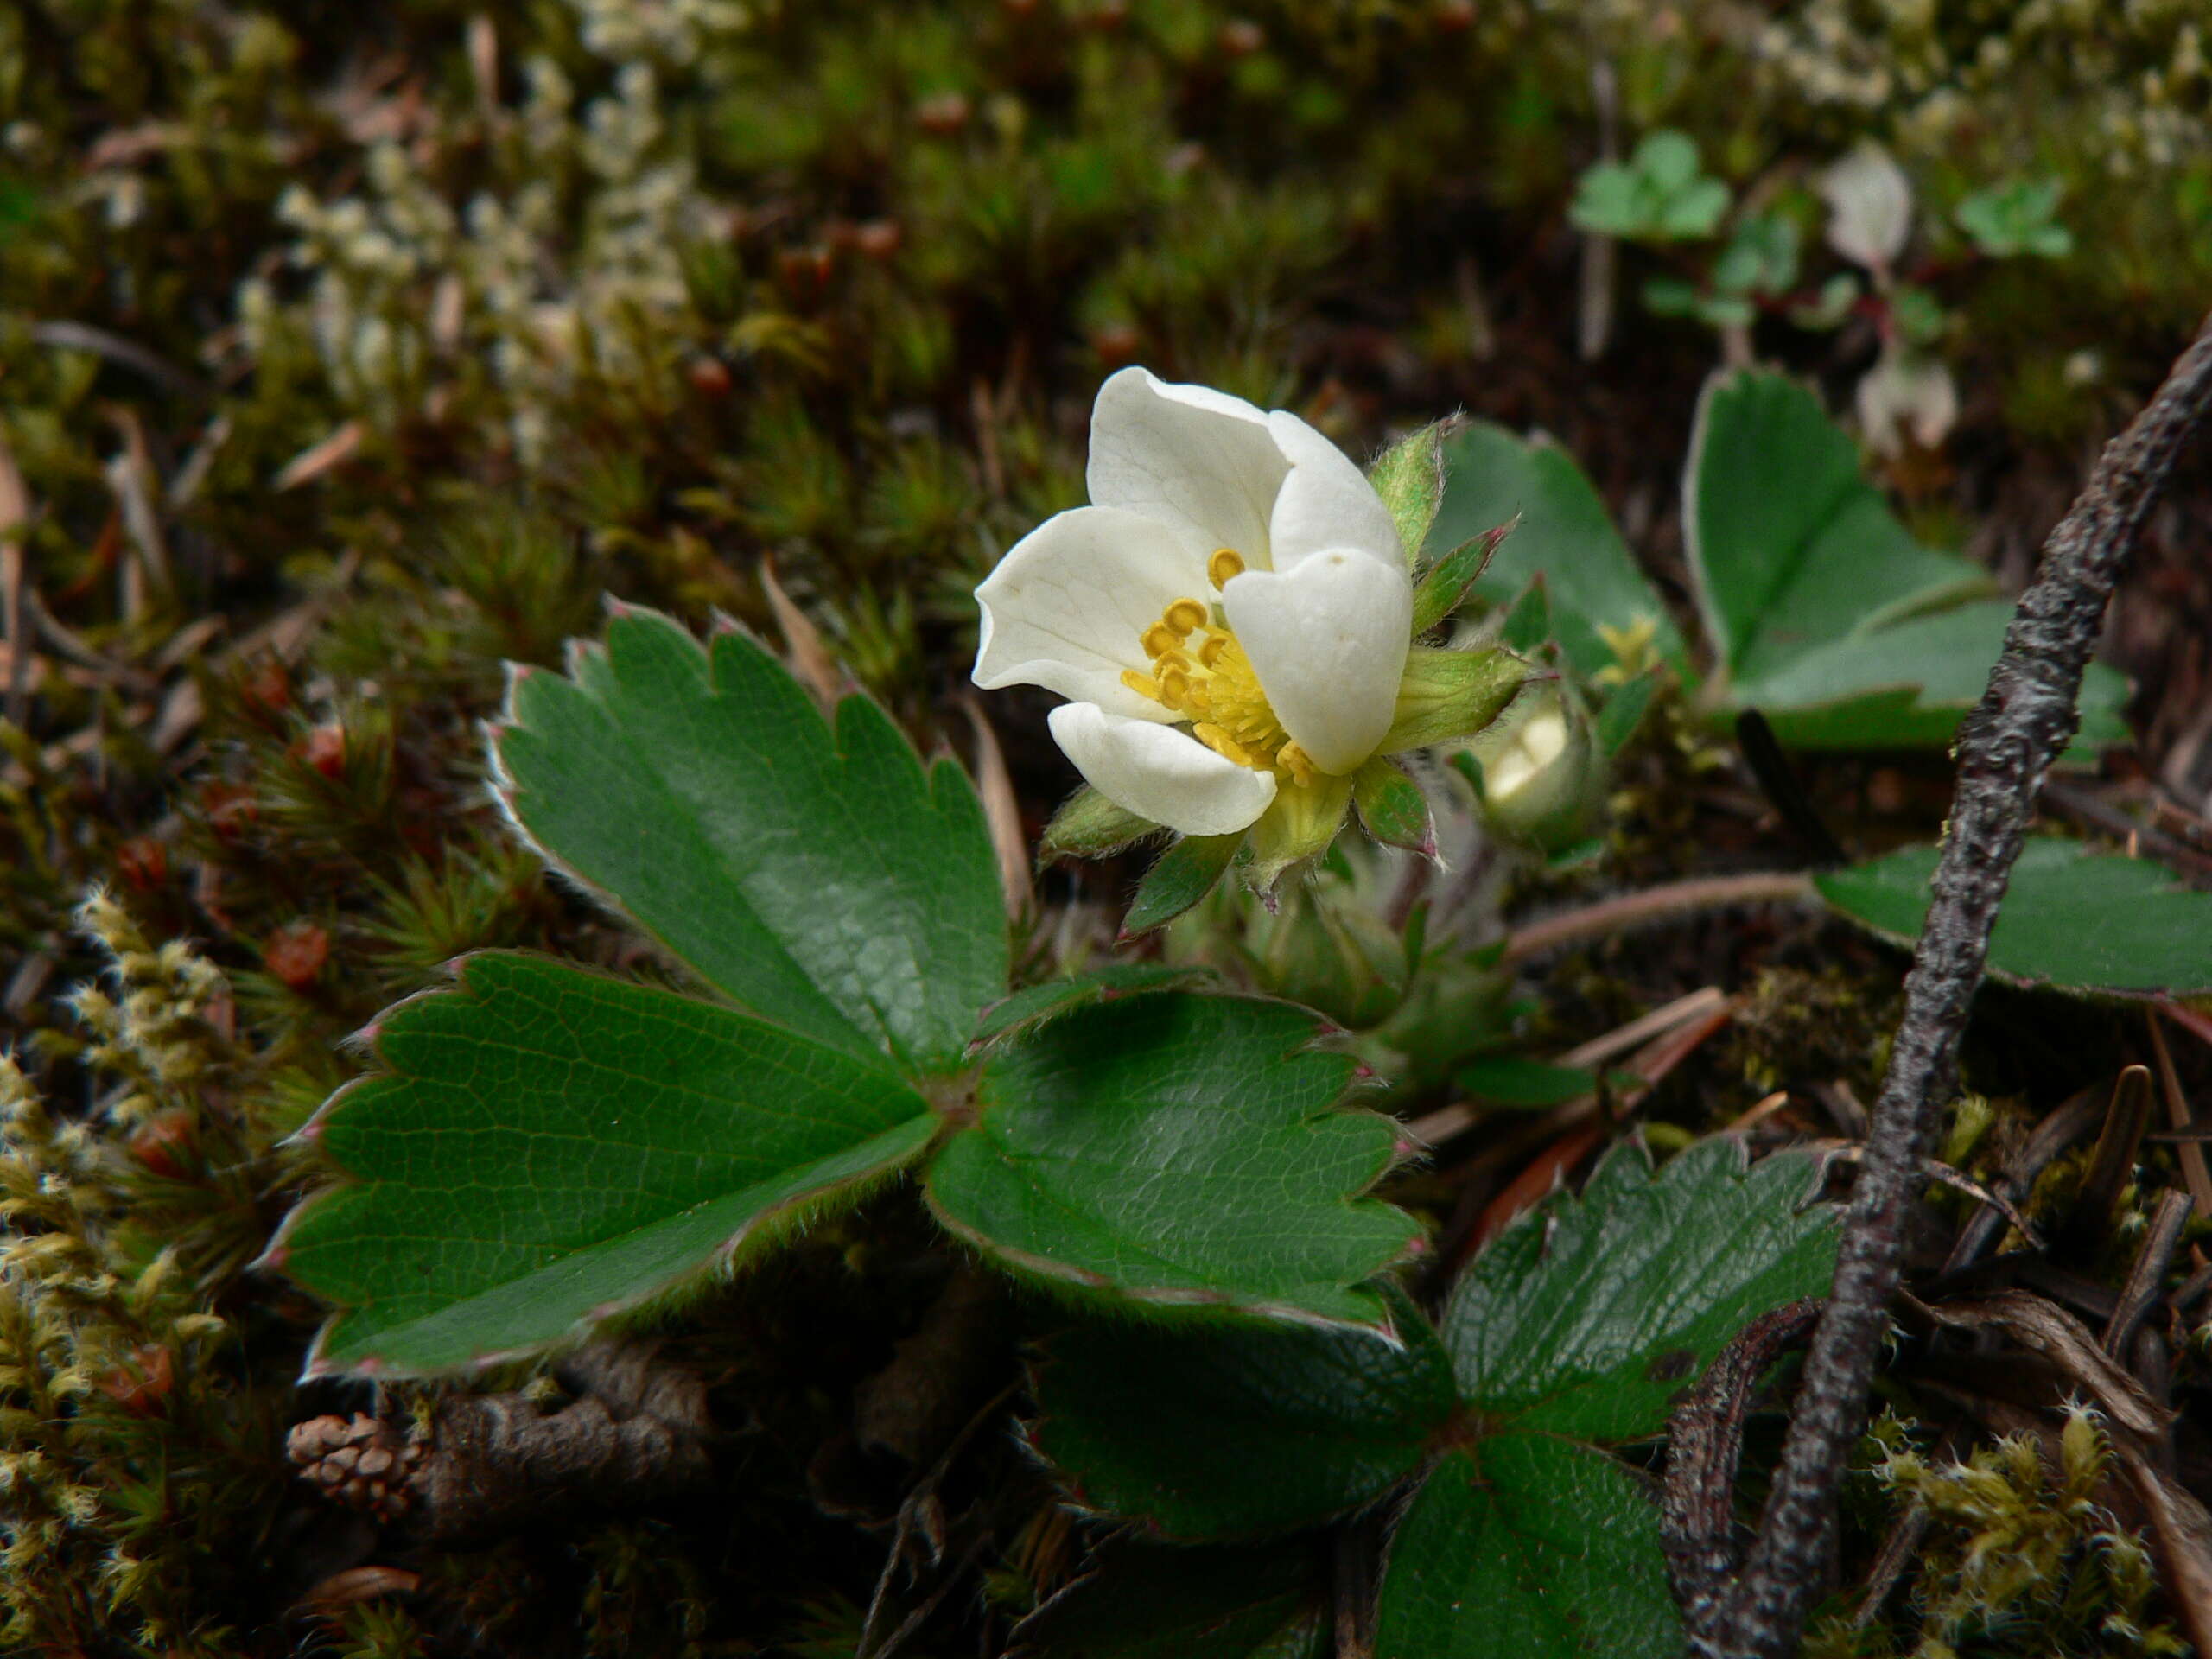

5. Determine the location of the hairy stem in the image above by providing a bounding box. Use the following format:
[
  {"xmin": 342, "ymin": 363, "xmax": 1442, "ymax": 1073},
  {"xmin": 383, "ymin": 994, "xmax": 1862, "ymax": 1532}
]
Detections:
[
  {"xmin": 1705, "ymin": 308, "xmax": 2212, "ymax": 1659},
  {"xmin": 1498, "ymin": 871, "xmax": 1815, "ymax": 967}
]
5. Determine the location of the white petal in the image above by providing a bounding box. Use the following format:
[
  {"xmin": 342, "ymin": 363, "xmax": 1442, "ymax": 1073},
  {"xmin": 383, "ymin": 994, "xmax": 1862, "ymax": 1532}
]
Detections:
[
  {"xmin": 1223, "ymin": 550, "xmax": 1412, "ymax": 777},
  {"xmin": 1820, "ymin": 141, "xmax": 1912, "ymax": 271},
  {"xmin": 974, "ymin": 505, "xmax": 1209, "ymax": 721},
  {"xmin": 1047, "ymin": 702, "xmax": 1276, "ymax": 836},
  {"xmin": 1085, "ymin": 367, "xmax": 1289, "ymax": 566},
  {"xmin": 1854, "ymin": 346, "xmax": 1957, "ymax": 459},
  {"xmin": 1264, "ymin": 410, "xmax": 1405, "ymax": 572}
]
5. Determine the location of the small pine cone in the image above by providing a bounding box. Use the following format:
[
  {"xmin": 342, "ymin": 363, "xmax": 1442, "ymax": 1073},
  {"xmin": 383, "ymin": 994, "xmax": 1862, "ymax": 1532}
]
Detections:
[{"xmin": 286, "ymin": 1412, "xmax": 429, "ymax": 1525}]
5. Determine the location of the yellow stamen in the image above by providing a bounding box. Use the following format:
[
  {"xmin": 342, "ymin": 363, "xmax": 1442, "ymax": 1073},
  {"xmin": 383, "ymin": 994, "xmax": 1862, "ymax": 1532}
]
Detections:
[
  {"xmin": 1164, "ymin": 597, "xmax": 1209, "ymax": 633},
  {"xmin": 1141, "ymin": 621, "xmax": 1185, "ymax": 658},
  {"xmin": 1120, "ymin": 589, "xmax": 1325, "ymax": 785},
  {"xmin": 1193, "ymin": 723, "xmax": 1257, "ymax": 767},
  {"xmin": 1208, "ymin": 549, "xmax": 1246, "ymax": 589}
]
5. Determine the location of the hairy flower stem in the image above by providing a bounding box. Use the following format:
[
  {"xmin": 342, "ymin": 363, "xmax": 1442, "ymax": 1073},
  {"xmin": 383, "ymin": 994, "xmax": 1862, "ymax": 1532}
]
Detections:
[
  {"xmin": 1498, "ymin": 871, "xmax": 1815, "ymax": 967},
  {"xmin": 1700, "ymin": 308, "xmax": 2212, "ymax": 1659}
]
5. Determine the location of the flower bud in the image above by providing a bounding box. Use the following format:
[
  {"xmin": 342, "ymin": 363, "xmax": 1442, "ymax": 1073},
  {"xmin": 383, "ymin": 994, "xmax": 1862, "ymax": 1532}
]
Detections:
[{"xmin": 1454, "ymin": 683, "xmax": 1601, "ymax": 850}]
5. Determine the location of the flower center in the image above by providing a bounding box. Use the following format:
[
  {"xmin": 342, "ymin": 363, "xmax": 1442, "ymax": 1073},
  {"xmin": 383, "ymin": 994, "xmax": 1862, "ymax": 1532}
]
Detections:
[{"xmin": 1118, "ymin": 548, "xmax": 1318, "ymax": 785}]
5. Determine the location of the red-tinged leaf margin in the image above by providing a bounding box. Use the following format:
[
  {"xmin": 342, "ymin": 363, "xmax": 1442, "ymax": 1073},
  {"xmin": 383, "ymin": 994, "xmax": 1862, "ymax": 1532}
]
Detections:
[{"xmin": 258, "ymin": 950, "xmax": 938, "ymax": 1381}]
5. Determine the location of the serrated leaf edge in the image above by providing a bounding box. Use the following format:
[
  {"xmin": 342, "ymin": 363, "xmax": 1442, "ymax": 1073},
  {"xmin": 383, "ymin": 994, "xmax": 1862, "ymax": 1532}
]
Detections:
[{"xmin": 258, "ymin": 949, "xmax": 937, "ymax": 1381}]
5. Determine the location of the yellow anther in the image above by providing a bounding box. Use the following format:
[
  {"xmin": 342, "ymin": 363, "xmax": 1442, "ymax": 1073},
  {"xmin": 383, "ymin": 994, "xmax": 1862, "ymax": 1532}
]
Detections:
[
  {"xmin": 1120, "ymin": 669, "xmax": 1160, "ymax": 702},
  {"xmin": 1141, "ymin": 622, "xmax": 1185, "ymax": 658},
  {"xmin": 1164, "ymin": 597, "xmax": 1209, "ymax": 634},
  {"xmin": 1277, "ymin": 742, "xmax": 1317, "ymax": 786},
  {"xmin": 1208, "ymin": 549, "xmax": 1246, "ymax": 589},
  {"xmin": 1195, "ymin": 632, "xmax": 1230, "ymax": 668},
  {"xmin": 1193, "ymin": 723, "xmax": 1256, "ymax": 767},
  {"xmin": 1156, "ymin": 664, "xmax": 1192, "ymax": 708}
]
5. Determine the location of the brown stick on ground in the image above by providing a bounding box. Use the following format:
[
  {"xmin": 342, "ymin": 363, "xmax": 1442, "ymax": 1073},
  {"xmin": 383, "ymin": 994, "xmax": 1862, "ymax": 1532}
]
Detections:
[
  {"xmin": 287, "ymin": 1342, "xmax": 712, "ymax": 1547},
  {"xmin": 1690, "ymin": 310, "xmax": 2212, "ymax": 1659}
]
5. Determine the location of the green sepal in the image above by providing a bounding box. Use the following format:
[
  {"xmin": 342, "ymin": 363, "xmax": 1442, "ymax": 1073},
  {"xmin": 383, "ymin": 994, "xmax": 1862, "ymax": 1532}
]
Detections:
[
  {"xmin": 1043, "ymin": 785, "xmax": 1160, "ymax": 862},
  {"xmin": 1246, "ymin": 773, "xmax": 1354, "ymax": 892},
  {"xmin": 1124, "ymin": 834, "xmax": 1244, "ymax": 938},
  {"xmin": 1351, "ymin": 758, "xmax": 1434, "ymax": 858},
  {"xmin": 1367, "ymin": 420, "xmax": 1452, "ymax": 570},
  {"xmin": 1408, "ymin": 518, "xmax": 1516, "ymax": 636},
  {"xmin": 1381, "ymin": 646, "xmax": 1533, "ymax": 753}
]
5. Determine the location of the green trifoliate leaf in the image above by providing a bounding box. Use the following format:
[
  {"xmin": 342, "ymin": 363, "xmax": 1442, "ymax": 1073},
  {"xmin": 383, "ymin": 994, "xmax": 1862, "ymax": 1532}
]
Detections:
[
  {"xmin": 1370, "ymin": 1439, "xmax": 1681, "ymax": 1659},
  {"xmin": 1351, "ymin": 758, "xmax": 1434, "ymax": 857},
  {"xmin": 1569, "ymin": 130, "xmax": 1728, "ymax": 243},
  {"xmin": 1956, "ymin": 178, "xmax": 2073, "ymax": 259},
  {"xmin": 1686, "ymin": 370, "xmax": 2128, "ymax": 755},
  {"xmin": 1427, "ymin": 426, "xmax": 1687, "ymax": 681},
  {"xmin": 1440, "ymin": 1136, "xmax": 1835, "ymax": 1441},
  {"xmin": 1124, "ymin": 833, "xmax": 1244, "ymax": 937},
  {"xmin": 1044, "ymin": 784, "xmax": 1160, "ymax": 862},
  {"xmin": 273, "ymin": 952, "xmax": 936, "ymax": 1377},
  {"xmin": 1368, "ymin": 421, "xmax": 1451, "ymax": 569},
  {"xmin": 973, "ymin": 964, "xmax": 1206, "ymax": 1046},
  {"xmin": 1031, "ymin": 1296, "xmax": 1455, "ymax": 1538},
  {"xmin": 1815, "ymin": 839, "xmax": 2212, "ymax": 997},
  {"xmin": 925, "ymin": 992, "xmax": 1420, "ymax": 1329},
  {"xmin": 1380, "ymin": 647, "xmax": 1531, "ymax": 753},
  {"xmin": 1010, "ymin": 1538, "xmax": 1332, "ymax": 1659},
  {"xmin": 1409, "ymin": 518, "xmax": 1516, "ymax": 637},
  {"xmin": 495, "ymin": 606, "xmax": 1005, "ymax": 1075}
]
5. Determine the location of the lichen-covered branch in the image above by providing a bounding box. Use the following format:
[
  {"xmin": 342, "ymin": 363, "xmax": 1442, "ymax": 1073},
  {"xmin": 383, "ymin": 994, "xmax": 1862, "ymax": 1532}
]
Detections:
[
  {"xmin": 288, "ymin": 1343, "xmax": 711, "ymax": 1548},
  {"xmin": 1704, "ymin": 308, "xmax": 2212, "ymax": 1659}
]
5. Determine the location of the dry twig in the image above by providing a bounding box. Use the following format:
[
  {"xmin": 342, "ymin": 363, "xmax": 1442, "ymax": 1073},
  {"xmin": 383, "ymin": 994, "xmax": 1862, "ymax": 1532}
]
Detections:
[{"xmin": 1694, "ymin": 310, "xmax": 2212, "ymax": 1658}]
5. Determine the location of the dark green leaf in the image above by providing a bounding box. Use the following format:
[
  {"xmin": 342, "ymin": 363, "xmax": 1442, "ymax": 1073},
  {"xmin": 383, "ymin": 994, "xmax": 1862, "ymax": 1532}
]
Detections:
[
  {"xmin": 275, "ymin": 953, "xmax": 936, "ymax": 1376},
  {"xmin": 1031, "ymin": 1294, "xmax": 1455, "ymax": 1538},
  {"xmin": 1427, "ymin": 427, "xmax": 1686, "ymax": 681},
  {"xmin": 1440, "ymin": 1137, "xmax": 1834, "ymax": 1440},
  {"xmin": 1352, "ymin": 759, "xmax": 1434, "ymax": 857},
  {"xmin": 973, "ymin": 965, "xmax": 1207, "ymax": 1045},
  {"xmin": 1593, "ymin": 671, "xmax": 1656, "ymax": 757},
  {"xmin": 1498, "ymin": 578, "xmax": 1552, "ymax": 653},
  {"xmin": 1124, "ymin": 834, "xmax": 1244, "ymax": 937},
  {"xmin": 1371, "ymin": 1440, "xmax": 1681, "ymax": 1659},
  {"xmin": 1731, "ymin": 598, "xmax": 2130, "ymax": 760},
  {"xmin": 496, "ymin": 607, "xmax": 1006, "ymax": 1074},
  {"xmin": 1010, "ymin": 1538, "xmax": 1331, "ymax": 1659},
  {"xmin": 926, "ymin": 994, "xmax": 1420, "ymax": 1327},
  {"xmin": 1685, "ymin": 372, "xmax": 2128, "ymax": 754},
  {"xmin": 1454, "ymin": 1057, "xmax": 1624, "ymax": 1109},
  {"xmin": 1815, "ymin": 839, "xmax": 2212, "ymax": 996},
  {"xmin": 1685, "ymin": 370, "xmax": 1990, "ymax": 685}
]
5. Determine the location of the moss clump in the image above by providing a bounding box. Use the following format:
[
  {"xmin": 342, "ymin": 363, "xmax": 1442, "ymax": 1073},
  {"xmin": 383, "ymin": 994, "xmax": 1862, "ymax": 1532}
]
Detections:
[{"xmin": 1814, "ymin": 1410, "xmax": 2185, "ymax": 1659}]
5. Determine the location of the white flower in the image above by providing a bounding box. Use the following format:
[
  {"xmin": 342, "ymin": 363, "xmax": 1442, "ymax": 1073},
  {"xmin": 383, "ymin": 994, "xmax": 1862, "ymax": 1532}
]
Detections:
[
  {"xmin": 1819, "ymin": 140, "xmax": 1912, "ymax": 275},
  {"xmin": 973, "ymin": 368, "xmax": 1413, "ymax": 837},
  {"xmin": 1855, "ymin": 343, "xmax": 1957, "ymax": 457}
]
